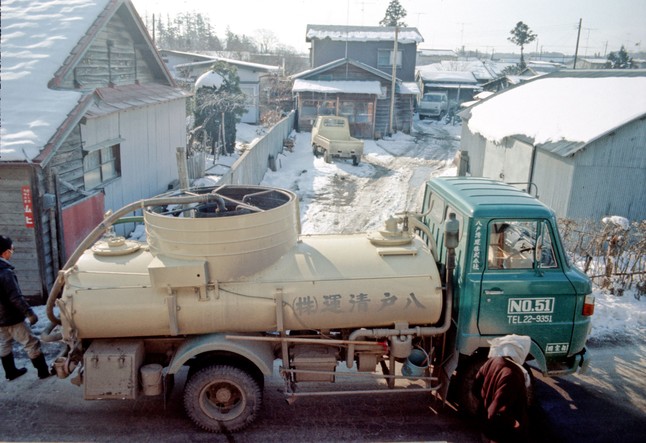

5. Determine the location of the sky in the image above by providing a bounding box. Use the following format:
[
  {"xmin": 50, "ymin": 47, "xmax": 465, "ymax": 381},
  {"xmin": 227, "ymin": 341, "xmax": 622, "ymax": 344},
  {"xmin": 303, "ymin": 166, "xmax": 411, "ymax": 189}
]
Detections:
[{"xmin": 131, "ymin": 0, "xmax": 646, "ymax": 56}]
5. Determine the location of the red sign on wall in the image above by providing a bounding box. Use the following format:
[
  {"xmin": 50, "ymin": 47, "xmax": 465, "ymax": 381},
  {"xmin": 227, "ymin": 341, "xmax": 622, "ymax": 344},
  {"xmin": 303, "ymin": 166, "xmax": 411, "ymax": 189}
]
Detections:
[{"xmin": 21, "ymin": 186, "xmax": 34, "ymax": 228}]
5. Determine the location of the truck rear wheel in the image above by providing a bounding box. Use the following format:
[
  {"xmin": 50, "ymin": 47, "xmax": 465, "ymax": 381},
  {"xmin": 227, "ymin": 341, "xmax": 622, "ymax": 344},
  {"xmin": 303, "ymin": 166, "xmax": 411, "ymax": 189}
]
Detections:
[
  {"xmin": 352, "ymin": 155, "xmax": 360, "ymax": 166},
  {"xmin": 183, "ymin": 365, "xmax": 262, "ymax": 433}
]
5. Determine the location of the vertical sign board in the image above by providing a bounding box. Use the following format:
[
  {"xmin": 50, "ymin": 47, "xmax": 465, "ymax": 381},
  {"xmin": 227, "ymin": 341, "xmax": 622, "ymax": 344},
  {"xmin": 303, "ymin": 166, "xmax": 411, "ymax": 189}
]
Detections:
[{"xmin": 21, "ymin": 186, "xmax": 35, "ymax": 228}]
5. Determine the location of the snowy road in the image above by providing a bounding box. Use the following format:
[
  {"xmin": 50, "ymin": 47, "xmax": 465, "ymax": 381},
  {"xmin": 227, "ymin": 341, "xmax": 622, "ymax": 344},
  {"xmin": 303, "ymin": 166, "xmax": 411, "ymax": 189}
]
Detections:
[{"xmin": 262, "ymin": 119, "xmax": 461, "ymax": 234}]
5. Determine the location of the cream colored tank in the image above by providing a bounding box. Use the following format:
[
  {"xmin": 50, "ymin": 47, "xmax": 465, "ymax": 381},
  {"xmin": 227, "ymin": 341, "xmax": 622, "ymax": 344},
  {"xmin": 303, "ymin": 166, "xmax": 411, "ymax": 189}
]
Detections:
[{"xmin": 58, "ymin": 186, "xmax": 443, "ymax": 340}]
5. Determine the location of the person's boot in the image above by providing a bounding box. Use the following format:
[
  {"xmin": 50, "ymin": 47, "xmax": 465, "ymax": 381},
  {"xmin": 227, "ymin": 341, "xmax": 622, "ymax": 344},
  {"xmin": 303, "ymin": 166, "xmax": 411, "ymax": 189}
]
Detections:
[
  {"xmin": 1, "ymin": 353, "xmax": 28, "ymax": 381},
  {"xmin": 30, "ymin": 353, "xmax": 52, "ymax": 379}
]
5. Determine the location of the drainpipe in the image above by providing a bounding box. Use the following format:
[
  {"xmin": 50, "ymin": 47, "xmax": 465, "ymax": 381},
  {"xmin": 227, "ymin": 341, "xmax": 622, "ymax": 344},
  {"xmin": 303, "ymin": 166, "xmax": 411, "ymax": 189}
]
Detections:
[{"xmin": 388, "ymin": 26, "xmax": 398, "ymax": 136}]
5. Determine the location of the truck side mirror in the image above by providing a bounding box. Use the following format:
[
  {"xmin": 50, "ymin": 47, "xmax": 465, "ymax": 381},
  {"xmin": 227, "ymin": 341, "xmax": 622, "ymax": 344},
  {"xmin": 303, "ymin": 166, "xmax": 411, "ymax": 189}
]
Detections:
[{"xmin": 444, "ymin": 213, "xmax": 459, "ymax": 249}]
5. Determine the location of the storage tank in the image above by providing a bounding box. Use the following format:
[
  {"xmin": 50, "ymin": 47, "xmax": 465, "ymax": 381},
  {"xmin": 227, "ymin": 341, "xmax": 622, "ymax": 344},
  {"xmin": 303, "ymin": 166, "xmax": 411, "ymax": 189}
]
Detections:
[{"xmin": 58, "ymin": 185, "xmax": 443, "ymax": 340}]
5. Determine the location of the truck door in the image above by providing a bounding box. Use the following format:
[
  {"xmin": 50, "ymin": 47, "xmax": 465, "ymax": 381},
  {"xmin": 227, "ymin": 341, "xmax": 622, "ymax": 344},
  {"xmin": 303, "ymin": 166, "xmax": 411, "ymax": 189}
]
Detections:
[{"xmin": 478, "ymin": 220, "xmax": 577, "ymax": 354}]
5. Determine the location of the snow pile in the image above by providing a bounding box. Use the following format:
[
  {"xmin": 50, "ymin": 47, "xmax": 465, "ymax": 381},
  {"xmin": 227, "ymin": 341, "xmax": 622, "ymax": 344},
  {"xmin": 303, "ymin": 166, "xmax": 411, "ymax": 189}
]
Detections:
[{"xmin": 590, "ymin": 288, "xmax": 646, "ymax": 341}]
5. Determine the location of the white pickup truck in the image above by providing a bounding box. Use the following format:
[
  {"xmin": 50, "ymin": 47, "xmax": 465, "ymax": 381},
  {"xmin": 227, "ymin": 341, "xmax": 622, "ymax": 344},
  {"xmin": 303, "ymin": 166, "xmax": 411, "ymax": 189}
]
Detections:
[
  {"xmin": 311, "ymin": 116, "xmax": 364, "ymax": 166},
  {"xmin": 418, "ymin": 92, "xmax": 448, "ymax": 120}
]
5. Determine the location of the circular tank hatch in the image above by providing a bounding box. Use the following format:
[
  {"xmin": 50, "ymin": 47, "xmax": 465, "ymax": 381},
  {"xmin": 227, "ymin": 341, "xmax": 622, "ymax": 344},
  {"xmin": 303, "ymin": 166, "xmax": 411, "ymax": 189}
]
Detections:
[{"xmin": 92, "ymin": 237, "xmax": 141, "ymax": 256}]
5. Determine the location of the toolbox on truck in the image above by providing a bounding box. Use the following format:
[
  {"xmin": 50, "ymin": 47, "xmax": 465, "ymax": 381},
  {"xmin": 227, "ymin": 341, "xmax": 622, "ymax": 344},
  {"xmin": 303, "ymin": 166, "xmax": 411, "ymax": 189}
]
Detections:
[{"xmin": 83, "ymin": 339, "xmax": 144, "ymax": 400}]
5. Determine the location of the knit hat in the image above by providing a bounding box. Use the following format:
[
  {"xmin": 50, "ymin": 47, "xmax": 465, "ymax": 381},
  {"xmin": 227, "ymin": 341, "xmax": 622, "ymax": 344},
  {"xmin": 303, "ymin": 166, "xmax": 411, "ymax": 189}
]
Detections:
[{"xmin": 0, "ymin": 236, "xmax": 13, "ymax": 254}]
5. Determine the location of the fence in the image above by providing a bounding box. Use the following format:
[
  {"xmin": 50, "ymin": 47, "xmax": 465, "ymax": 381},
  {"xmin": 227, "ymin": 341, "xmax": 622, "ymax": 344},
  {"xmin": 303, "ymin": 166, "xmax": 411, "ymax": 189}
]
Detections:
[
  {"xmin": 560, "ymin": 218, "xmax": 646, "ymax": 298},
  {"xmin": 217, "ymin": 111, "xmax": 295, "ymax": 186}
]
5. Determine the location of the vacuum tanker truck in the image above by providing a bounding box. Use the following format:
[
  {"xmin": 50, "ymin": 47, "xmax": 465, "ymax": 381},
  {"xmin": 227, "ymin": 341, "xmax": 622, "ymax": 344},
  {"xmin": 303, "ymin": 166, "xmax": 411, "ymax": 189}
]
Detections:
[{"xmin": 45, "ymin": 177, "xmax": 594, "ymax": 433}]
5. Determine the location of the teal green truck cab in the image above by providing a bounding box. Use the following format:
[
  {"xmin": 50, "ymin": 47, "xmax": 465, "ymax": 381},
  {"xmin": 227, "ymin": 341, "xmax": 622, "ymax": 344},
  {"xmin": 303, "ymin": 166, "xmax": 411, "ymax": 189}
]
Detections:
[{"xmin": 419, "ymin": 177, "xmax": 593, "ymax": 406}]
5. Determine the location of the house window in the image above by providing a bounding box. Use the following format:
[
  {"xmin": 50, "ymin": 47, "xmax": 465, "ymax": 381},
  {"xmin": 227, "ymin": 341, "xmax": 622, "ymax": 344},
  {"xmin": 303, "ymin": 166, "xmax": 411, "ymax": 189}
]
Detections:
[
  {"xmin": 83, "ymin": 143, "xmax": 121, "ymax": 190},
  {"xmin": 340, "ymin": 101, "xmax": 373, "ymax": 124},
  {"xmin": 377, "ymin": 49, "xmax": 402, "ymax": 68}
]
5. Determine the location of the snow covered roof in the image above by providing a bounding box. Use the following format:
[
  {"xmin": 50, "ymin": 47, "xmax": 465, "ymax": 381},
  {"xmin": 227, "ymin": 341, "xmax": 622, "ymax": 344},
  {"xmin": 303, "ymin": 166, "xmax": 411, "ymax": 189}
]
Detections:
[
  {"xmin": 1, "ymin": 0, "xmax": 173, "ymax": 163},
  {"xmin": 417, "ymin": 48, "xmax": 458, "ymax": 57},
  {"xmin": 306, "ymin": 25, "xmax": 423, "ymax": 44},
  {"xmin": 398, "ymin": 82, "xmax": 420, "ymax": 95},
  {"xmin": 1, "ymin": 0, "xmax": 112, "ymax": 162},
  {"xmin": 417, "ymin": 69, "xmax": 479, "ymax": 84},
  {"xmin": 293, "ymin": 79, "xmax": 382, "ymax": 95},
  {"xmin": 464, "ymin": 70, "xmax": 646, "ymax": 155}
]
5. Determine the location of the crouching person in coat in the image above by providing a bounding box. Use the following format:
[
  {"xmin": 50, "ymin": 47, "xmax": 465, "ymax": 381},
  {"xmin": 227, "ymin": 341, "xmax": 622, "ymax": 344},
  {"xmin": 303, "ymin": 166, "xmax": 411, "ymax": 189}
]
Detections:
[{"xmin": 473, "ymin": 334, "xmax": 532, "ymax": 443}]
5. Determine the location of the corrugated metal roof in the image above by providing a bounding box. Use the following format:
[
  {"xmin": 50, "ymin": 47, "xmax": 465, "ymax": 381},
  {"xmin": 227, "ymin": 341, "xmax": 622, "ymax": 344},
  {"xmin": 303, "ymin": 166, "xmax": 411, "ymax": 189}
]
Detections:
[{"xmin": 86, "ymin": 84, "xmax": 191, "ymax": 117}]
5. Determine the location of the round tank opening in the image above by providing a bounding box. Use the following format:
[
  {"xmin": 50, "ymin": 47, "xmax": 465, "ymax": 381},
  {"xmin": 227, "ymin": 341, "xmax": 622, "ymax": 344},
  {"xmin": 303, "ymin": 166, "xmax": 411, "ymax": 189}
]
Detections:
[{"xmin": 146, "ymin": 185, "xmax": 294, "ymax": 219}]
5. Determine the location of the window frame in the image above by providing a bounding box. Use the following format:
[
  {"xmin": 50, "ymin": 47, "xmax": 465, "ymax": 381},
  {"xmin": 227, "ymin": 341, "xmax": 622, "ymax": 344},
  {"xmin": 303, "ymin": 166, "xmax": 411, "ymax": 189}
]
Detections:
[{"xmin": 83, "ymin": 143, "xmax": 122, "ymax": 190}]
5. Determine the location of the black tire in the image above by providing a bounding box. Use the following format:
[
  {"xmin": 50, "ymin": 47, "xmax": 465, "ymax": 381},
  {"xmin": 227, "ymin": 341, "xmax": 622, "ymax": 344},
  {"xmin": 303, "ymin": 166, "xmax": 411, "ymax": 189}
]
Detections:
[
  {"xmin": 352, "ymin": 155, "xmax": 360, "ymax": 166},
  {"xmin": 312, "ymin": 144, "xmax": 319, "ymax": 157},
  {"xmin": 455, "ymin": 356, "xmax": 486, "ymax": 416},
  {"xmin": 419, "ymin": 114, "xmax": 425, "ymax": 121},
  {"xmin": 183, "ymin": 365, "xmax": 262, "ymax": 433}
]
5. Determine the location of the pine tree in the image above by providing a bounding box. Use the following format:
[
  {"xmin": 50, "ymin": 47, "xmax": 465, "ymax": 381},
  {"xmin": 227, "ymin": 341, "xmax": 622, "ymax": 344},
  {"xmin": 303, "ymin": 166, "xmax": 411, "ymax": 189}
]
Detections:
[
  {"xmin": 193, "ymin": 62, "xmax": 247, "ymax": 155},
  {"xmin": 508, "ymin": 21, "xmax": 537, "ymax": 69},
  {"xmin": 380, "ymin": 0, "xmax": 407, "ymax": 27},
  {"xmin": 607, "ymin": 46, "xmax": 633, "ymax": 69}
]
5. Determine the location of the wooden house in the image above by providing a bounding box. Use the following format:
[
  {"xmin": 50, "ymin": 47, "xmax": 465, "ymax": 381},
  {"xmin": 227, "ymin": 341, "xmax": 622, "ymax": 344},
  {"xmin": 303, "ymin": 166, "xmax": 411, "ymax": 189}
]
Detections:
[
  {"xmin": 293, "ymin": 25, "xmax": 423, "ymax": 138},
  {"xmin": 459, "ymin": 70, "xmax": 646, "ymax": 221},
  {"xmin": 0, "ymin": 0, "xmax": 189, "ymax": 301}
]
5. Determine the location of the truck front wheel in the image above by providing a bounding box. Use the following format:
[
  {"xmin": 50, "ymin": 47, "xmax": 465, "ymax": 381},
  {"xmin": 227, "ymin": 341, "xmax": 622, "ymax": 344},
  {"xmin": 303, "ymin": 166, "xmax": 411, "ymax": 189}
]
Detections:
[
  {"xmin": 454, "ymin": 355, "xmax": 486, "ymax": 416},
  {"xmin": 183, "ymin": 365, "xmax": 262, "ymax": 433}
]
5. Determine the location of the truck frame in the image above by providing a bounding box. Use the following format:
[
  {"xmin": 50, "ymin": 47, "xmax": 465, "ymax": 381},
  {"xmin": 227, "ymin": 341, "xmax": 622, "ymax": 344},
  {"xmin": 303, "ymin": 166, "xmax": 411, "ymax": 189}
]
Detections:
[{"xmin": 45, "ymin": 178, "xmax": 593, "ymax": 432}]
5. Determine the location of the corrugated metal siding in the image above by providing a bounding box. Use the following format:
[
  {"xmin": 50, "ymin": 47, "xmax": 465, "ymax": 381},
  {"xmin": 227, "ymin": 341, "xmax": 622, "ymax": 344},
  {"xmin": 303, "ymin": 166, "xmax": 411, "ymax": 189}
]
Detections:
[
  {"xmin": 462, "ymin": 116, "xmax": 646, "ymax": 221},
  {"xmin": 531, "ymin": 150, "xmax": 574, "ymax": 218},
  {"xmin": 460, "ymin": 128, "xmax": 486, "ymax": 176},
  {"xmin": 565, "ymin": 120, "xmax": 646, "ymax": 220},
  {"xmin": 100, "ymin": 98, "xmax": 185, "ymax": 214}
]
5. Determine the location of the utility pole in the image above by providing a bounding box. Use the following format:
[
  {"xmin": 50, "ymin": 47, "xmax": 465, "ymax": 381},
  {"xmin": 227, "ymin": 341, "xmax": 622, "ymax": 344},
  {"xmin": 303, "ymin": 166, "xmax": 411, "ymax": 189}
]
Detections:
[
  {"xmin": 573, "ymin": 18, "xmax": 582, "ymax": 69},
  {"xmin": 388, "ymin": 26, "xmax": 398, "ymax": 136}
]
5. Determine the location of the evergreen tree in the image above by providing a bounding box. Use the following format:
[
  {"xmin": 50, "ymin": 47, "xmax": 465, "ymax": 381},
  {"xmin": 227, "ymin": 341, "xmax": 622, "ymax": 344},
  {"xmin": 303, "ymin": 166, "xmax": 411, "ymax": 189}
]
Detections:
[
  {"xmin": 606, "ymin": 46, "xmax": 633, "ymax": 69},
  {"xmin": 508, "ymin": 21, "xmax": 537, "ymax": 69},
  {"xmin": 193, "ymin": 62, "xmax": 247, "ymax": 155},
  {"xmin": 379, "ymin": 0, "xmax": 407, "ymax": 27}
]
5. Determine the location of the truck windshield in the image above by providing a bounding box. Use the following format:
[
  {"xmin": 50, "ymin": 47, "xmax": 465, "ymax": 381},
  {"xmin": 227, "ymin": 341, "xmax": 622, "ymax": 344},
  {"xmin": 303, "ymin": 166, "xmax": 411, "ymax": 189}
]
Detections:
[
  {"xmin": 422, "ymin": 94, "xmax": 443, "ymax": 102},
  {"xmin": 487, "ymin": 220, "xmax": 557, "ymax": 270}
]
